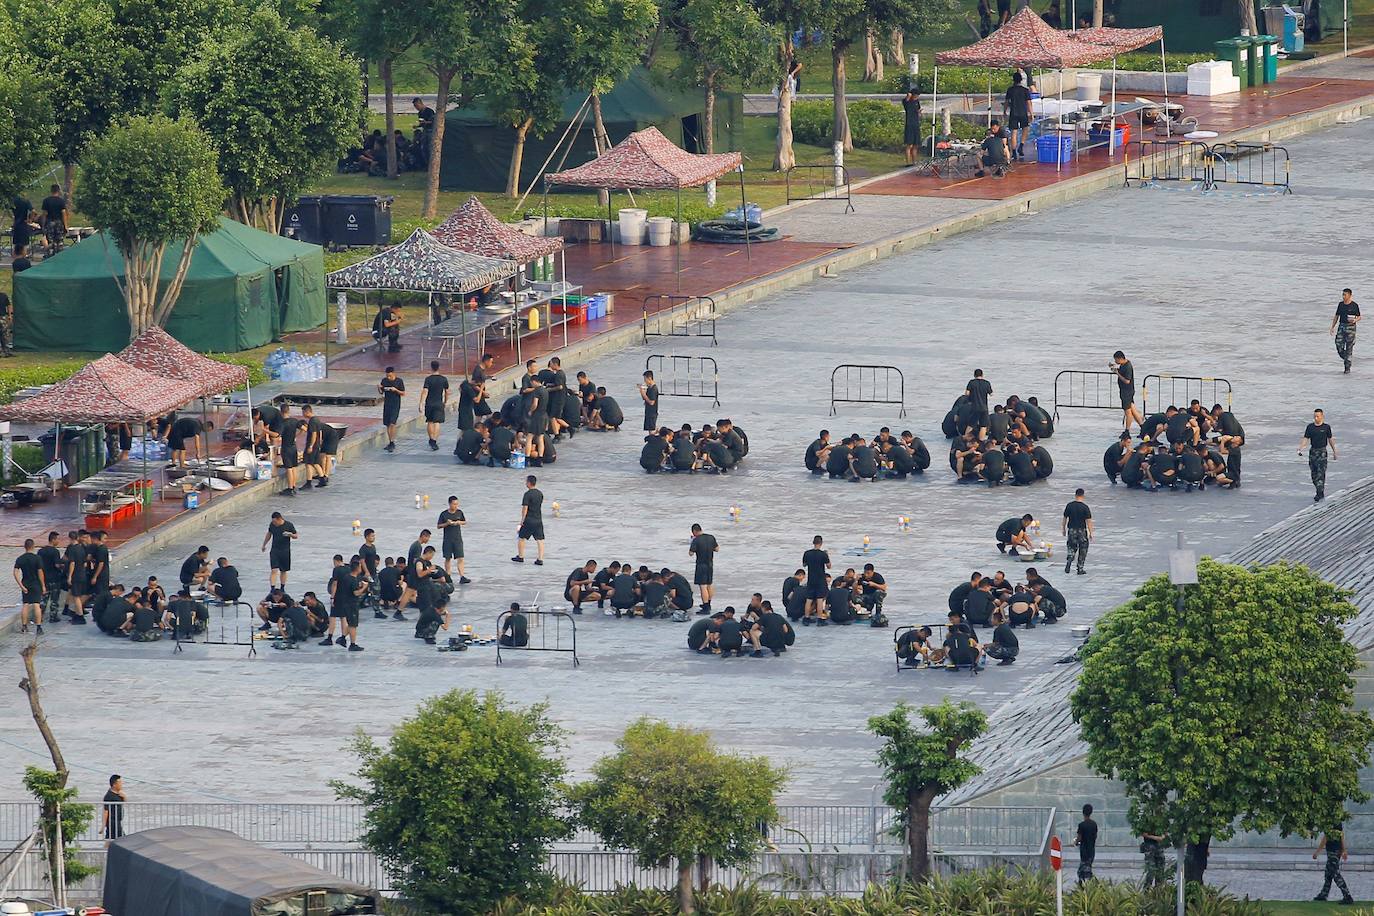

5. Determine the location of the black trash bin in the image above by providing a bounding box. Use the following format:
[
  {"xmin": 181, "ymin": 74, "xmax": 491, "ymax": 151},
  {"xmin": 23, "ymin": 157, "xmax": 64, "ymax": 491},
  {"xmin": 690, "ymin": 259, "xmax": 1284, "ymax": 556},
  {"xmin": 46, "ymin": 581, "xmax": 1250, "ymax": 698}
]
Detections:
[
  {"xmin": 322, "ymin": 195, "xmax": 393, "ymax": 248},
  {"xmin": 39, "ymin": 427, "xmax": 83, "ymax": 483},
  {"xmin": 281, "ymin": 195, "xmax": 326, "ymax": 245}
]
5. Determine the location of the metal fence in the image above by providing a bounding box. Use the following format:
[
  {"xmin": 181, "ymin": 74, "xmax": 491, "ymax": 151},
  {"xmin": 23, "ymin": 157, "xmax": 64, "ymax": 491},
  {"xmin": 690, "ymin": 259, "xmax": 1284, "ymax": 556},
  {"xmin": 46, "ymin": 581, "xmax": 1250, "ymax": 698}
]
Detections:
[
  {"xmin": 0, "ymin": 802, "xmax": 1054, "ymax": 902},
  {"xmin": 784, "ymin": 164, "xmax": 855, "ymax": 213},
  {"xmin": 641, "ymin": 295, "xmax": 718, "ymax": 345},
  {"xmin": 1125, "ymin": 139, "xmax": 1211, "ymax": 187},
  {"xmin": 830, "ymin": 365, "xmax": 907, "ymax": 418},
  {"xmin": 1141, "ymin": 374, "xmax": 1233, "ymax": 415}
]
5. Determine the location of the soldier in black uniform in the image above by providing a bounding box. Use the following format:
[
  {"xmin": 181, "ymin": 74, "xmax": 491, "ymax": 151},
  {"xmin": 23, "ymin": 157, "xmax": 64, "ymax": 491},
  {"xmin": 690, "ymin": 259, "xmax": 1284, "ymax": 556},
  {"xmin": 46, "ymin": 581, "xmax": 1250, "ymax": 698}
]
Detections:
[
  {"xmin": 1313, "ymin": 825, "xmax": 1355, "ymax": 904},
  {"xmin": 1300, "ymin": 408, "xmax": 1337, "ymax": 501}
]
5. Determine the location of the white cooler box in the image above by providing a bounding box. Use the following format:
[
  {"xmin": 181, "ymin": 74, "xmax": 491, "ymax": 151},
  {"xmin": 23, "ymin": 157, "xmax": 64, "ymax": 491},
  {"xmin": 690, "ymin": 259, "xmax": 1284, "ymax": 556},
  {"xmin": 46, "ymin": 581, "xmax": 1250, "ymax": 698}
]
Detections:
[{"xmin": 1187, "ymin": 60, "xmax": 1241, "ymax": 96}]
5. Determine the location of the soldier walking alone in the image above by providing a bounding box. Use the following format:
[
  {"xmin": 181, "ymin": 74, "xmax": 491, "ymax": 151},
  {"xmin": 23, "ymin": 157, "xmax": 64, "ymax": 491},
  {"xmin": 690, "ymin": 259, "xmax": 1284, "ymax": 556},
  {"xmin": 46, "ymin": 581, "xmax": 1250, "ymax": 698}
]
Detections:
[
  {"xmin": 1061, "ymin": 488, "xmax": 1093, "ymax": 576},
  {"xmin": 1299, "ymin": 409, "xmax": 1337, "ymax": 502},
  {"xmin": 1313, "ymin": 825, "xmax": 1355, "ymax": 904},
  {"xmin": 1332, "ymin": 288, "xmax": 1361, "ymax": 374}
]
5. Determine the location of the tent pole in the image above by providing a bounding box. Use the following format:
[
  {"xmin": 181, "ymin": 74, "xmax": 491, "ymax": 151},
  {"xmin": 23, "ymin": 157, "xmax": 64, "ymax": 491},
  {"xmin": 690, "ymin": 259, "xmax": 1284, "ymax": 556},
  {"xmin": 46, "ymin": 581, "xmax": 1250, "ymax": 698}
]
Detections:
[
  {"xmin": 200, "ymin": 396, "xmax": 212, "ymax": 503},
  {"xmin": 987, "ymin": 72, "xmax": 992, "ymax": 127},
  {"xmin": 460, "ymin": 294, "xmax": 469, "ymax": 374},
  {"xmin": 142, "ymin": 421, "xmax": 149, "ymax": 533},
  {"xmin": 607, "ymin": 187, "xmax": 614, "ymax": 260},
  {"xmin": 675, "ymin": 186, "xmax": 683, "ymax": 293},
  {"xmin": 1057, "ymin": 68, "xmax": 1063, "ymax": 173},
  {"xmin": 931, "ymin": 66, "xmax": 939, "ymax": 155},
  {"xmin": 1161, "ymin": 36, "xmax": 1170, "ymax": 140},
  {"xmin": 1109, "ymin": 55, "xmax": 1117, "ymax": 158},
  {"xmin": 738, "ymin": 167, "xmax": 750, "ymax": 262}
]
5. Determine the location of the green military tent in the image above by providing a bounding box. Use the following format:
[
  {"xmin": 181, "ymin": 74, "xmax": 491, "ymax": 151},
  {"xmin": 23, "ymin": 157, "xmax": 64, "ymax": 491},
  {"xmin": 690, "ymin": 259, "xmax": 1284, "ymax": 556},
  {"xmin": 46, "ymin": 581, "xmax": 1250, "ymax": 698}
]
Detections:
[
  {"xmin": 1109, "ymin": 0, "xmax": 1330, "ymax": 52},
  {"xmin": 14, "ymin": 217, "xmax": 326, "ymax": 353},
  {"xmin": 441, "ymin": 67, "xmax": 743, "ymax": 193}
]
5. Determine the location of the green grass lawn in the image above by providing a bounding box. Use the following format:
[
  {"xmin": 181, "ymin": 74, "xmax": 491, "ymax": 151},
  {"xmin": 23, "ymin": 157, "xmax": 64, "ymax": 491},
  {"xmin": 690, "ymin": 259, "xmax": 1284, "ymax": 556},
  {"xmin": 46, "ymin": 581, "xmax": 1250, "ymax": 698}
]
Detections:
[{"xmin": 1263, "ymin": 901, "xmax": 1374, "ymax": 914}]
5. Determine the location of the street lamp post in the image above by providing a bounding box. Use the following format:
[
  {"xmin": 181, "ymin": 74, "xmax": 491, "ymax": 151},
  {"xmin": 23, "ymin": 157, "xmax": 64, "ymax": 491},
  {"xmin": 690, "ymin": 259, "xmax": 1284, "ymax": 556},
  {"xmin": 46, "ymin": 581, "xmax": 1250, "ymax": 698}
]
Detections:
[{"xmin": 1167, "ymin": 531, "xmax": 1198, "ymax": 916}]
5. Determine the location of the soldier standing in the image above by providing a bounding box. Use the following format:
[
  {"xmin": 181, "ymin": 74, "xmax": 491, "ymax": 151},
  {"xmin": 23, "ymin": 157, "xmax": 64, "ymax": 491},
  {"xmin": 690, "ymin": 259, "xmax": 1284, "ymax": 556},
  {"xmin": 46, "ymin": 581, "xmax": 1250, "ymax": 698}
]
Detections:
[
  {"xmin": 1061, "ymin": 488, "xmax": 1093, "ymax": 576},
  {"xmin": 1331, "ymin": 288, "xmax": 1361, "ymax": 374},
  {"xmin": 1313, "ymin": 825, "xmax": 1355, "ymax": 904},
  {"xmin": 1140, "ymin": 832, "xmax": 1168, "ymax": 889},
  {"xmin": 1299, "ymin": 409, "xmax": 1337, "ymax": 502}
]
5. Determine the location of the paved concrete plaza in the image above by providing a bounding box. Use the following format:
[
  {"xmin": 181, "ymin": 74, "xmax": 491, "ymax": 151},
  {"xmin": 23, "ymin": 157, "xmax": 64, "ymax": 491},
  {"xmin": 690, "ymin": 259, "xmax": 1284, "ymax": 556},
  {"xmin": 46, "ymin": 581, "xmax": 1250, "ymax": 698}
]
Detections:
[{"xmin": 1, "ymin": 115, "xmax": 1372, "ymax": 815}]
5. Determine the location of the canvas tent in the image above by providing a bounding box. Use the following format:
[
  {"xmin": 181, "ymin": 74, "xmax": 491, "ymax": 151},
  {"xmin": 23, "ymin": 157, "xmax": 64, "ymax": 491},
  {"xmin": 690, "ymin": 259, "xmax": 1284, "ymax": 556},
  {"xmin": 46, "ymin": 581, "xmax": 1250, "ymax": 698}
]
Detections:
[
  {"xmin": 441, "ymin": 67, "xmax": 743, "ymax": 192},
  {"xmin": 13, "ymin": 217, "xmax": 326, "ymax": 353},
  {"xmin": 432, "ymin": 196, "xmax": 564, "ymax": 262},
  {"xmin": 102, "ymin": 826, "xmax": 378, "ymax": 916},
  {"xmin": 326, "ymin": 228, "xmax": 518, "ymax": 293},
  {"xmin": 116, "ymin": 326, "xmax": 249, "ymax": 398},
  {"xmin": 0, "ymin": 354, "xmax": 194, "ymax": 424}
]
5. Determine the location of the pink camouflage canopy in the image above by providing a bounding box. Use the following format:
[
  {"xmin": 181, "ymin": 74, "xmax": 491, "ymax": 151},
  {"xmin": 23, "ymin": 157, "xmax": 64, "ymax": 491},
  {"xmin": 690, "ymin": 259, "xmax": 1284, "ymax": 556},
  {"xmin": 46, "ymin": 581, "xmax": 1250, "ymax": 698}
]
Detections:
[
  {"xmin": 432, "ymin": 197, "xmax": 563, "ymax": 263},
  {"xmin": 0, "ymin": 354, "xmax": 196, "ymax": 424},
  {"xmin": 546, "ymin": 127, "xmax": 742, "ymax": 190},
  {"xmin": 935, "ymin": 7, "xmax": 1107, "ymax": 68},
  {"xmin": 1066, "ymin": 25, "xmax": 1164, "ymax": 55},
  {"xmin": 116, "ymin": 326, "xmax": 248, "ymax": 399}
]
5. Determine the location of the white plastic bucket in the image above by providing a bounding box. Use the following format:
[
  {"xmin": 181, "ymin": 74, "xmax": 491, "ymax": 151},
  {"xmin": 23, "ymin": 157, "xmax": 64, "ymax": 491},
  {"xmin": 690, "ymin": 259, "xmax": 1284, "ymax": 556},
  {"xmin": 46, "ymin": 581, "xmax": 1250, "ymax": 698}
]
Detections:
[
  {"xmin": 1076, "ymin": 72, "xmax": 1102, "ymax": 102},
  {"xmin": 617, "ymin": 208, "xmax": 647, "ymax": 245},
  {"xmin": 646, "ymin": 217, "xmax": 673, "ymax": 247}
]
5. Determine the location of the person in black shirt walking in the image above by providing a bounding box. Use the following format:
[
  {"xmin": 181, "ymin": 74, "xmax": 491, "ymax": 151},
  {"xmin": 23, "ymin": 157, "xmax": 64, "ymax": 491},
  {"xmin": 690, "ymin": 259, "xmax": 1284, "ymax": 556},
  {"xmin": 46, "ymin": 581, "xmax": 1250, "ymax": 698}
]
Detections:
[
  {"xmin": 1112, "ymin": 351, "xmax": 1144, "ymax": 434},
  {"xmin": 420, "ymin": 360, "xmax": 449, "ymax": 450},
  {"xmin": 1004, "ymin": 72, "xmax": 1031, "ymax": 160},
  {"xmin": 261, "ymin": 512, "xmax": 299, "ymax": 588},
  {"xmin": 437, "ymin": 495, "xmax": 470, "ymax": 582},
  {"xmin": 379, "ymin": 367, "xmax": 405, "ymax": 452},
  {"xmin": 1313, "ymin": 825, "xmax": 1355, "ymax": 904},
  {"xmin": 512, "ymin": 475, "xmax": 545, "ymax": 565},
  {"xmin": 1300, "ymin": 409, "xmax": 1337, "ymax": 501},
  {"xmin": 1074, "ymin": 804, "xmax": 1098, "ymax": 882},
  {"xmin": 1331, "ymin": 287, "xmax": 1361, "ymax": 374},
  {"xmin": 277, "ymin": 405, "xmax": 302, "ymax": 496},
  {"xmin": 14, "ymin": 538, "xmax": 46, "ymax": 635},
  {"xmin": 1061, "ymin": 489, "xmax": 1093, "ymax": 575}
]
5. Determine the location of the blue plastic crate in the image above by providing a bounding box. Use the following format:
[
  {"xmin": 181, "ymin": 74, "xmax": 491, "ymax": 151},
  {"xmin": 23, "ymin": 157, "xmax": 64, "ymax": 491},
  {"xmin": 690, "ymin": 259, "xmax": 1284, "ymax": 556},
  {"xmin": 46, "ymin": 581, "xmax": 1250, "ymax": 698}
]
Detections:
[{"xmin": 1037, "ymin": 134, "xmax": 1074, "ymax": 164}]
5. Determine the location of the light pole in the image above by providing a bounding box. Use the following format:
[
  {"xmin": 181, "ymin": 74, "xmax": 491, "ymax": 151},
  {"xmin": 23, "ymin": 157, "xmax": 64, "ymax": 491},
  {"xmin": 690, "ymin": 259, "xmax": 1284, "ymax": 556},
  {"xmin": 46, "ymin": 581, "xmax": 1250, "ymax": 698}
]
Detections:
[{"xmin": 1167, "ymin": 531, "xmax": 1197, "ymax": 916}]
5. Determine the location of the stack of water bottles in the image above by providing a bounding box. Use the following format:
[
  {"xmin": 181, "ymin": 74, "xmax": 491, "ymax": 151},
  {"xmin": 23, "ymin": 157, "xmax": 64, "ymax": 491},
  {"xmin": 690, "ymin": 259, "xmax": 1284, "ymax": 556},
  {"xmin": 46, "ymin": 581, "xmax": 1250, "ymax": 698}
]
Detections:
[
  {"xmin": 723, "ymin": 203, "xmax": 763, "ymax": 224},
  {"xmin": 128, "ymin": 436, "xmax": 168, "ymax": 461},
  {"xmin": 265, "ymin": 348, "xmax": 326, "ymax": 383}
]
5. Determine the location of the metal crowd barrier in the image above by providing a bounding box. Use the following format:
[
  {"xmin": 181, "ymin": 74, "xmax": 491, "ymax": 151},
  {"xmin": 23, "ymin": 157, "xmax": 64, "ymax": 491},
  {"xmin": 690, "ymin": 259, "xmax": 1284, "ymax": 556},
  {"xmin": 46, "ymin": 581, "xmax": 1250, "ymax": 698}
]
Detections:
[
  {"xmin": 495, "ymin": 604, "xmax": 579, "ymax": 667},
  {"xmin": 1051, "ymin": 370, "xmax": 1126, "ymax": 422},
  {"xmin": 1126, "ymin": 139, "xmax": 1291, "ymax": 193},
  {"xmin": 645, "ymin": 354, "xmax": 720, "ymax": 407},
  {"xmin": 1141, "ymin": 374, "xmax": 1234, "ymax": 415},
  {"xmin": 642, "ymin": 294, "xmax": 718, "ymax": 345},
  {"xmin": 174, "ymin": 598, "xmax": 257, "ymax": 657},
  {"xmin": 1209, "ymin": 141, "xmax": 1291, "ymax": 193},
  {"xmin": 784, "ymin": 164, "xmax": 855, "ymax": 213},
  {"xmin": 830, "ymin": 364, "xmax": 907, "ymax": 417}
]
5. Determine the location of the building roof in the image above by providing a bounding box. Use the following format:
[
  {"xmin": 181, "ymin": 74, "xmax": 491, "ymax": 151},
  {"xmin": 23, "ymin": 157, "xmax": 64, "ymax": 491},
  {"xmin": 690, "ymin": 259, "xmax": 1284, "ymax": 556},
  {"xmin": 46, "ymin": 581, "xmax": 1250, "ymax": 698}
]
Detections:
[
  {"xmin": 116, "ymin": 327, "xmax": 249, "ymax": 399},
  {"xmin": 935, "ymin": 8, "xmax": 1109, "ymax": 68},
  {"xmin": 945, "ymin": 475, "xmax": 1374, "ymax": 804},
  {"xmin": 546, "ymin": 127, "xmax": 742, "ymax": 191}
]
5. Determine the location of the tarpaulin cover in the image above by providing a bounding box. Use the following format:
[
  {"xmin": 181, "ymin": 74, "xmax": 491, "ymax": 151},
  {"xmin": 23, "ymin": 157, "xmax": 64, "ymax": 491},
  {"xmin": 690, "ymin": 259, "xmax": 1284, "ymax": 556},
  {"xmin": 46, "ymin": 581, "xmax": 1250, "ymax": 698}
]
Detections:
[
  {"xmin": 326, "ymin": 228, "xmax": 518, "ymax": 293},
  {"xmin": 1066, "ymin": 25, "xmax": 1164, "ymax": 54},
  {"xmin": 0, "ymin": 354, "xmax": 196, "ymax": 423},
  {"xmin": 935, "ymin": 8, "xmax": 1108, "ymax": 68},
  {"xmin": 13, "ymin": 217, "xmax": 326, "ymax": 353},
  {"xmin": 546, "ymin": 126, "xmax": 741, "ymax": 191},
  {"xmin": 116, "ymin": 326, "xmax": 248, "ymax": 398},
  {"xmin": 102, "ymin": 825, "xmax": 379, "ymax": 916},
  {"xmin": 432, "ymin": 196, "xmax": 563, "ymax": 263}
]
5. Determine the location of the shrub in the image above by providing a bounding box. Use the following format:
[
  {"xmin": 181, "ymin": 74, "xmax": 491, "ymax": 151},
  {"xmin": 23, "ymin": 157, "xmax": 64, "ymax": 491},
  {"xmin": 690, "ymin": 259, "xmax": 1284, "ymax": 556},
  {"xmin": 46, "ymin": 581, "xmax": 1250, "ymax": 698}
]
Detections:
[
  {"xmin": 791, "ymin": 99, "xmax": 906, "ymax": 151},
  {"xmin": 205, "ymin": 353, "xmax": 269, "ymax": 388},
  {"xmin": 0, "ymin": 360, "xmax": 89, "ymax": 405}
]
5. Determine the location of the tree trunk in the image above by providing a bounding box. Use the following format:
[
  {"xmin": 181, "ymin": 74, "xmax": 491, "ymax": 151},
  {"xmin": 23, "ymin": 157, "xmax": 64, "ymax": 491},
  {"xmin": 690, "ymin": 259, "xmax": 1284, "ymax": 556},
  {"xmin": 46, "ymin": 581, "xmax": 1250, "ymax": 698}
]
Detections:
[
  {"xmin": 1238, "ymin": 0, "xmax": 1258, "ymax": 34},
  {"xmin": 888, "ymin": 28, "xmax": 905, "ymax": 66},
  {"xmin": 383, "ymin": 58, "xmax": 398, "ymax": 179},
  {"xmin": 676, "ymin": 859, "xmax": 695, "ymax": 914},
  {"xmin": 773, "ymin": 38, "xmax": 796, "ymax": 171},
  {"xmin": 62, "ymin": 162, "xmax": 76, "ymax": 202},
  {"xmin": 507, "ymin": 117, "xmax": 533, "ymax": 199},
  {"xmin": 154, "ymin": 237, "xmax": 199, "ymax": 328},
  {"xmin": 1185, "ymin": 835, "xmax": 1211, "ymax": 885},
  {"xmin": 1092, "ymin": 0, "xmax": 1104, "ymax": 27},
  {"xmin": 832, "ymin": 43, "xmax": 852, "ymax": 152},
  {"xmin": 592, "ymin": 94, "xmax": 610, "ymax": 207},
  {"xmin": 696, "ymin": 852, "xmax": 712, "ymax": 893},
  {"xmin": 907, "ymin": 787, "xmax": 937, "ymax": 883},
  {"xmin": 423, "ymin": 69, "xmax": 452, "ymax": 219},
  {"xmin": 864, "ymin": 28, "xmax": 884, "ymax": 83},
  {"xmin": 21, "ymin": 644, "xmax": 69, "ymax": 907},
  {"xmin": 704, "ymin": 78, "xmax": 717, "ymax": 205}
]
